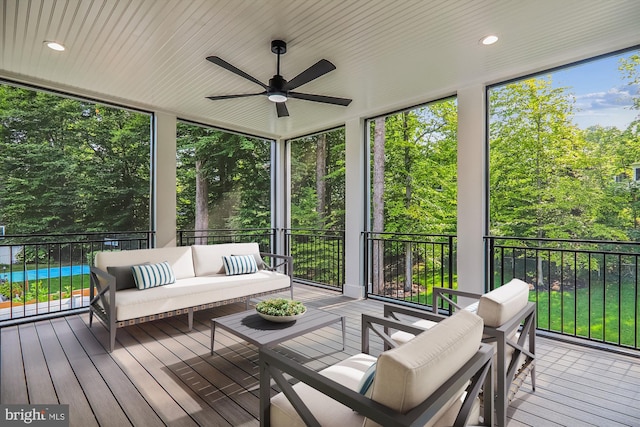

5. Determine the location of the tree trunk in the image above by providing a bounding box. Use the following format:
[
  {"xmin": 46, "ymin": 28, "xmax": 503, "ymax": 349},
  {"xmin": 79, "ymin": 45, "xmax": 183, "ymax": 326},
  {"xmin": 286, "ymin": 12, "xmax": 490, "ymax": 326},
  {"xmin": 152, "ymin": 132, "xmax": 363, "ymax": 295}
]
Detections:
[
  {"xmin": 372, "ymin": 117, "xmax": 386, "ymax": 294},
  {"xmin": 316, "ymin": 133, "xmax": 327, "ymax": 222},
  {"xmin": 195, "ymin": 159, "xmax": 209, "ymax": 245},
  {"xmin": 403, "ymin": 112, "xmax": 413, "ymax": 292}
]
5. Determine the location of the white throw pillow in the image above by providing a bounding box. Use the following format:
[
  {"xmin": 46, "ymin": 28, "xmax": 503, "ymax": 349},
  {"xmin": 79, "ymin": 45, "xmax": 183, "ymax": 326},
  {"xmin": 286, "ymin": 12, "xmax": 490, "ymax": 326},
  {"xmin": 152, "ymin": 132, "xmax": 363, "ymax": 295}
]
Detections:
[
  {"xmin": 222, "ymin": 254, "xmax": 258, "ymax": 275},
  {"xmin": 131, "ymin": 262, "xmax": 176, "ymax": 289}
]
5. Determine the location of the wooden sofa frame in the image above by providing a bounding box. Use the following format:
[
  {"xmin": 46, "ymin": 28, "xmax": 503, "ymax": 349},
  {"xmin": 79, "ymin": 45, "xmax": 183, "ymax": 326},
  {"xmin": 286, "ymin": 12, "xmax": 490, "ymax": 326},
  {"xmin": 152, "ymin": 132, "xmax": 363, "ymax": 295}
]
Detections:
[
  {"xmin": 89, "ymin": 252, "xmax": 293, "ymax": 352},
  {"xmin": 259, "ymin": 313, "xmax": 493, "ymax": 427},
  {"xmin": 383, "ymin": 287, "xmax": 536, "ymax": 427}
]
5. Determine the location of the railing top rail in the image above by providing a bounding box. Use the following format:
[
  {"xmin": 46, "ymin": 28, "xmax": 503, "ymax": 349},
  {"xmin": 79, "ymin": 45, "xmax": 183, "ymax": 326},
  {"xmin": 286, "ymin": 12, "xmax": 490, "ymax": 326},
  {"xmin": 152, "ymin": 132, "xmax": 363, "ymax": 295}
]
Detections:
[
  {"xmin": 486, "ymin": 235, "xmax": 640, "ymax": 246},
  {"xmin": 283, "ymin": 228, "xmax": 345, "ymax": 233},
  {"xmin": 364, "ymin": 231, "xmax": 456, "ymax": 239},
  {"xmin": 179, "ymin": 228, "xmax": 273, "ymax": 233},
  {"xmin": 2, "ymin": 231, "xmax": 153, "ymax": 239}
]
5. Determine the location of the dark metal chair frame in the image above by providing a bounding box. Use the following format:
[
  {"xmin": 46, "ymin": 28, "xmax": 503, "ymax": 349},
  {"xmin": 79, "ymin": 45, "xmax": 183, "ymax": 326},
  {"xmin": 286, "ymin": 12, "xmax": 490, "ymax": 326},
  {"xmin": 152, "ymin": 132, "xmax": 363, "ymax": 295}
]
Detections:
[
  {"xmin": 383, "ymin": 287, "xmax": 536, "ymax": 427},
  {"xmin": 259, "ymin": 313, "xmax": 494, "ymax": 427}
]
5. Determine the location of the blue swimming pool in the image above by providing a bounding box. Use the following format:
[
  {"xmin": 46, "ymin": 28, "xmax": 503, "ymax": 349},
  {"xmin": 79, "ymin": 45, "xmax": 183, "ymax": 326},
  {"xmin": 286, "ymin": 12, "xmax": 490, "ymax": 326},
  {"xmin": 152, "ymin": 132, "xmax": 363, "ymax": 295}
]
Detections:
[{"xmin": 3, "ymin": 265, "xmax": 90, "ymax": 282}]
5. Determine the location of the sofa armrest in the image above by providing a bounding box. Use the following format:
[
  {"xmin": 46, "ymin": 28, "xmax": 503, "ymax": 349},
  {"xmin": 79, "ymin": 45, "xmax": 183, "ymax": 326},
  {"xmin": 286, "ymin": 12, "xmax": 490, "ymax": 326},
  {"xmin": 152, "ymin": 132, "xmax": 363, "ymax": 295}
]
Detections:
[
  {"xmin": 260, "ymin": 252, "xmax": 293, "ymax": 278},
  {"xmin": 258, "ymin": 343, "xmax": 493, "ymax": 427},
  {"xmin": 89, "ymin": 266, "xmax": 116, "ymax": 321}
]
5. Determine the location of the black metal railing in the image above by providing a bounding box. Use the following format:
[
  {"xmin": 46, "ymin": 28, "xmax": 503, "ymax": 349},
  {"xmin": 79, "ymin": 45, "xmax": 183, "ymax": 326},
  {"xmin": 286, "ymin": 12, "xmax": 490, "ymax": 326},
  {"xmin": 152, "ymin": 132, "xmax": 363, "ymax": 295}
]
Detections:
[
  {"xmin": 177, "ymin": 228, "xmax": 275, "ymax": 250},
  {"xmin": 488, "ymin": 236, "xmax": 640, "ymax": 350},
  {"xmin": 0, "ymin": 231, "xmax": 154, "ymax": 323},
  {"xmin": 364, "ymin": 232, "xmax": 456, "ymax": 306},
  {"xmin": 284, "ymin": 228, "xmax": 345, "ymax": 290}
]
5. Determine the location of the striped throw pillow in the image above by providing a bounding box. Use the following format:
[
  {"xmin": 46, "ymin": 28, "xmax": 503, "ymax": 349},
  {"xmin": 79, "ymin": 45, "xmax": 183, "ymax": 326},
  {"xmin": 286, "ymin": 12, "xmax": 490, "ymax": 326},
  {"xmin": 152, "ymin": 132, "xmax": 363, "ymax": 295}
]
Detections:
[
  {"xmin": 222, "ymin": 254, "xmax": 258, "ymax": 276},
  {"xmin": 131, "ymin": 262, "xmax": 176, "ymax": 290}
]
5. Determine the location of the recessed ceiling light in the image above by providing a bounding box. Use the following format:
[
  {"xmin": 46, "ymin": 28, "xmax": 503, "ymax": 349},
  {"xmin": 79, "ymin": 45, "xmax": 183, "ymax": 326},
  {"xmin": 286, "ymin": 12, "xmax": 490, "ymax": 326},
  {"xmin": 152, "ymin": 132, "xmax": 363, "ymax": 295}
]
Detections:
[
  {"xmin": 481, "ymin": 35, "xmax": 499, "ymax": 45},
  {"xmin": 44, "ymin": 41, "xmax": 65, "ymax": 51}
]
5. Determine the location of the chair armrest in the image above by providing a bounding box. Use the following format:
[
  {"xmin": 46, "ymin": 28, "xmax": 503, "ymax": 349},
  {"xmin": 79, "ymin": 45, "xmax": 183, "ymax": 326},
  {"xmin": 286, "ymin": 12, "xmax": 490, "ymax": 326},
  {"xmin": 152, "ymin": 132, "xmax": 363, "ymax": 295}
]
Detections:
[
  {"xmin": 432, "ymin": 287, "xmax": 482, "ymax": 313},
  {"xmin": 361, "ymin": 313, "xmax": 437, "ymax": 353},
  {"xmin": 383, "ymin": 303, "xmax": 451, "ymax": 322},
  {"xmin": 258, "ymin": 343, "xmax": 493, "ymax": 427}
]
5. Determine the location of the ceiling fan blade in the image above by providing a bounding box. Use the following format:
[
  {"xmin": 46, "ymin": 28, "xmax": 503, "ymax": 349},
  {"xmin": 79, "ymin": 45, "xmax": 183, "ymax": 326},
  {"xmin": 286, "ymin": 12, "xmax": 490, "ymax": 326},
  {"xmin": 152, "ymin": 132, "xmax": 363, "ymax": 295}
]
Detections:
[
  {"xmin": 206, "ymin": 56, "xmax": 268, "ymax": 90},
  {"xmin": 283, "ymin": 59, "xmax": 336, "ymax": 91},
  {"xmin": 276, "ymin": 102, "xmax": 289, "ymax": 117},
  {"xmin": 206, "ymin": 92, "xmax": 266, "ymax": 101},
  {"xmin": 288, "ymin": 91, "xmax": 352, "ymax": 106}
]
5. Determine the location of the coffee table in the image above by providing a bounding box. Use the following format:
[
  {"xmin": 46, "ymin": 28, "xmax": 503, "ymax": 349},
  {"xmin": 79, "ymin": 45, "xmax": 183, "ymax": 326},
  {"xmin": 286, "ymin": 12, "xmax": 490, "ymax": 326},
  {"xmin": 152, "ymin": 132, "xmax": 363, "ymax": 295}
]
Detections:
[{"xmin": 211, "ymin": 307, "xmax": 345, "ymax": 354}]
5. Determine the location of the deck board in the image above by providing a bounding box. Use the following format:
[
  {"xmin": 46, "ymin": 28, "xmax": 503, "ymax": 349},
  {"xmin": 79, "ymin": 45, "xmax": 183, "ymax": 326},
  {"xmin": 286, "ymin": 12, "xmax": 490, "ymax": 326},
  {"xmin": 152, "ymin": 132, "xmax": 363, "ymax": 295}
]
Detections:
[
  {"xmin": 35, "ymin": 319, "xmax": 99, "ymax": 426},
  {"xmin": 0, "ymin": 326, "xmax": 28, "ymax": 404},
  {"xmin": 2, "ymin": 284, "xmax": 640, "ymax": 427}
]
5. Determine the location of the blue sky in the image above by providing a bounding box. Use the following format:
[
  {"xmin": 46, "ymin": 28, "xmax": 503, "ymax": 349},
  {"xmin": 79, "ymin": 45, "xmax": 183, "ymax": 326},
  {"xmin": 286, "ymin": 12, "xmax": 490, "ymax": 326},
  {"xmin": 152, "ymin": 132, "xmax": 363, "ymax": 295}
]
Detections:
[{"xmin": 551, "ymin": 51, "xmax": 639, "ymax": 129}]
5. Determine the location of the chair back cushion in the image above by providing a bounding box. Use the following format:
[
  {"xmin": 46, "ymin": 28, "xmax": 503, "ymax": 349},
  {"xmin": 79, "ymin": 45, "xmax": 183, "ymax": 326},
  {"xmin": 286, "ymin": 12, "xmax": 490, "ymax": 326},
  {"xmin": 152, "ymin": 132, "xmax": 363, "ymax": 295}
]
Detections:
[
  {"xmin": 364, "ymin": 309, "xmax": 483, "ymax": 427},
  {"xmin": 477, "ymin": 278, "xmax": 530, "ymax": 327}
]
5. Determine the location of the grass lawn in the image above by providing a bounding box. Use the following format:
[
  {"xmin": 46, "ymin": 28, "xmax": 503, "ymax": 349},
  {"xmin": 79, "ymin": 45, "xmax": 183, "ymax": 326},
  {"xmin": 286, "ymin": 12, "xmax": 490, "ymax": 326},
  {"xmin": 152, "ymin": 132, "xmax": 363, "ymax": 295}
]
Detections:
[{"xmin": 402, "ymin": 278, "xmax": 640, "ymax": 348}]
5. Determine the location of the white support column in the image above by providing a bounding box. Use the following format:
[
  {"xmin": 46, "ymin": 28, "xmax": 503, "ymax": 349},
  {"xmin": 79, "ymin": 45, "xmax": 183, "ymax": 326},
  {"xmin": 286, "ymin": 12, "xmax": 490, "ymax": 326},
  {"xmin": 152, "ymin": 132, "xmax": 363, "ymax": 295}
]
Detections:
[
  {"xmin": 457, "ymin": 85, "xmax": 487, "ymax": 295},
  {"xmin": 343, "ymin": 117, "xmax": 366, "ymax": 299},
  {"xmin": 272, "ymin": 138, "xmax": 289, "ymax": 254},
  {"xmin": 154, "ymin": 112, "xmax": 177, "ymax": 248}
]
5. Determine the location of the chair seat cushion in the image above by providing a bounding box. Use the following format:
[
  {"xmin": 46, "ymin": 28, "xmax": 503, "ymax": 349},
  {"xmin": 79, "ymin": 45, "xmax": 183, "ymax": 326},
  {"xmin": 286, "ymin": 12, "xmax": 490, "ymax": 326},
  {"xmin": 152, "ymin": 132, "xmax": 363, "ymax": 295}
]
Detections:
[
  {"xmin": 389, "ymin": 318, "xmax": 437, "ymax": 345},
  {"xmin": 270, "ymin": 353, "xmax": 376, "ymax": 427}
]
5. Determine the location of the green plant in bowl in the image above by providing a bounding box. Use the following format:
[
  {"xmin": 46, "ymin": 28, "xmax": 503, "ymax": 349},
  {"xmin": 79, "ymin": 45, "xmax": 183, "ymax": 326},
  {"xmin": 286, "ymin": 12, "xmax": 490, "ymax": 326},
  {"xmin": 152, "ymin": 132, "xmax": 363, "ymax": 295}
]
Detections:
[{"xmin": 256, "ymin": 298, "xmax": 306, "ymax": 322}]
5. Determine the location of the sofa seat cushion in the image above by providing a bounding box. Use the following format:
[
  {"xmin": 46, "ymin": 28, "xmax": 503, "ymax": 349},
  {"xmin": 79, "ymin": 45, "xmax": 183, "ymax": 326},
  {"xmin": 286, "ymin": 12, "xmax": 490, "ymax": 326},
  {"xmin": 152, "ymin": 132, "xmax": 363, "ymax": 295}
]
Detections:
[
  {"xmin": 95, "ymin": 246, "xmax": 195, "ymax": 279},
  {"xmin": 113, "ymin": 270, "xmax": 290, "ymax": 321},
  {"xmin": 477, "ymin": 279, "xmax": 530, "ymax": 328},
  {"xmin": 270, "ymin": 353, "xmax": 376, "ymax": 427}
]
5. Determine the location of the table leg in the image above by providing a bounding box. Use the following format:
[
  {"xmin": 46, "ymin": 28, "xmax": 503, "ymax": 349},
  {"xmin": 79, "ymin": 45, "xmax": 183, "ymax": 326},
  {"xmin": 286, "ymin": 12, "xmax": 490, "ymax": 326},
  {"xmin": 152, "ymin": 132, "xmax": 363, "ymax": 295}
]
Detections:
[
  {"xmin": 341, "ymin": 316, "xmax": 346, "ymax": 350},
  {"xmin": 211, "ymin": 321, "xmax": 216, "ymax": 355}
]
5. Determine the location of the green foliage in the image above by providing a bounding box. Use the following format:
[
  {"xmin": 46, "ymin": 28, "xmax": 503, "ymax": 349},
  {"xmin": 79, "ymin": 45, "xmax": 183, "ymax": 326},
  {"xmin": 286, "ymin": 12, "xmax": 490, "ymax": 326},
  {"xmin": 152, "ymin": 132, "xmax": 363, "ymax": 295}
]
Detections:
[
  {"xmin": 255, "ymin": 298, "xmax": 306, "ymax": 316},
  {"xmin": 371, "ymin": 98, "xmax": 458, "ymax": 235},
  {"xmin": 0, "ymin": 85, "xmax": 151, "ymax": 235},
  {"xmin": 176, "ymin": 122, "xmax": 271, "ymax": 230},
  {"xmin": 489, "ymin": 72, "xmax": 640, "ymax": 242},
  {"xmin": 290, "ymin": 128, "xmax": 346, "ymax": 230}
]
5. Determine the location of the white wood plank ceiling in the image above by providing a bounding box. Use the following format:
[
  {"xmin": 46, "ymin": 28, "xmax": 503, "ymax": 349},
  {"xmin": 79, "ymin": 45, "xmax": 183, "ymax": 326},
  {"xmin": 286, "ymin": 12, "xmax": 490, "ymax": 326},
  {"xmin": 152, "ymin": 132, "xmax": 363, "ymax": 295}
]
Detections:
[{"xmin": 1, "ymin": 0, "xmax": 639, "ymax": 139}]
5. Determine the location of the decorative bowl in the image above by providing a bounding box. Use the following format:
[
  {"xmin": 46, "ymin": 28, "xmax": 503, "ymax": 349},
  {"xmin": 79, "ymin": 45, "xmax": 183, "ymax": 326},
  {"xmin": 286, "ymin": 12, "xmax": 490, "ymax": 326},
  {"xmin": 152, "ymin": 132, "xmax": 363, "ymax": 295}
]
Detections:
[{"xmin": 256, "ymin": 298, "xmax": 306, "ymax": 323}]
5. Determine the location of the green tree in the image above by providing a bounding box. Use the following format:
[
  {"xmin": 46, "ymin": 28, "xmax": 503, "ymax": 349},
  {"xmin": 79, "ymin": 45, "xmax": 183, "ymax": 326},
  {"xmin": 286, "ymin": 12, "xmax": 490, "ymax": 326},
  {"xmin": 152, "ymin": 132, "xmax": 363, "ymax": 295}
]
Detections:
[
  {"xmin": 176, "ymin": 123, "xmax": 271, "ymax": 233},
  {"xmin": 0, "ymin": 85, "xmax": 150, "ymax": 235},
  {"xmin": 489, "ymin": 77, "xmax": 612, "ymax": 241}
]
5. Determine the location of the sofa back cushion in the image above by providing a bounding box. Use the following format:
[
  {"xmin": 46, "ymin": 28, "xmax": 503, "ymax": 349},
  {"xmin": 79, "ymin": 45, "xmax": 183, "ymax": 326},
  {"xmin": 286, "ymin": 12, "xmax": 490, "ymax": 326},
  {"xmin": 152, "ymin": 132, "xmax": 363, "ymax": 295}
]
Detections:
[
  {"xmin": 364, "ymin": 309, "xmax": 483, "ymax": 427},
  {"xmin": 191, "ymin": 243, "xmax": 261, "ymax": 276},
  {"xmin": 476, "ymin": 278, "xmax": 530, "ymax": 327},
  {"xmin": 95, "ymin": 246, "xmax": 195, "ymax": 280}
]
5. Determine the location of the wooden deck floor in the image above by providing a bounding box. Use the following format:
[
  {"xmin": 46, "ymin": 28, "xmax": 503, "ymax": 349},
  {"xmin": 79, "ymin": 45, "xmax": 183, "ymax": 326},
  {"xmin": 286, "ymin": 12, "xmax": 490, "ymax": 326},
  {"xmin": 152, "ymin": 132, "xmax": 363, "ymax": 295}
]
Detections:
[{"xmin": 2, "ymin": 285, "xmax": 640, "ymax": 426}]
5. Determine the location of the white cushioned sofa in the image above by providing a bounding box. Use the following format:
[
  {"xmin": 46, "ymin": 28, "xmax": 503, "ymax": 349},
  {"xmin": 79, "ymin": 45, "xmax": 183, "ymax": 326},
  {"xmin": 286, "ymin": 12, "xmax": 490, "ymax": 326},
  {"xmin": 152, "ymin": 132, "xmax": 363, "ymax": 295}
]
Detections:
[{"xmin": 89, "ymin": 243, "xmax": 293, "ymax": 352}]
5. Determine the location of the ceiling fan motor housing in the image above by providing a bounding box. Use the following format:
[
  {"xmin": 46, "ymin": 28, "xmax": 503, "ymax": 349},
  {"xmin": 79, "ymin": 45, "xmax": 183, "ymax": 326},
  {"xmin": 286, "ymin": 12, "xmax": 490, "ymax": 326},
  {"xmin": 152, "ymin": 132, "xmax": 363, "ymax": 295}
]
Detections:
[{"xmin": 268, "ymin": 74, "xmax": 288, "ymax": 101}]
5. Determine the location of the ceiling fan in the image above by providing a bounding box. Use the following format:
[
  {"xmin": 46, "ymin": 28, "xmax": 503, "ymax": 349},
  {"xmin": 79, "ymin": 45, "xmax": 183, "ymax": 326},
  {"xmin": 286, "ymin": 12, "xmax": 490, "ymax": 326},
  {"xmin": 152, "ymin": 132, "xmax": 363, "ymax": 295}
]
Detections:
[{"xmin": 206, "ymin": 40, "xmax": 352, "ymax": 118}]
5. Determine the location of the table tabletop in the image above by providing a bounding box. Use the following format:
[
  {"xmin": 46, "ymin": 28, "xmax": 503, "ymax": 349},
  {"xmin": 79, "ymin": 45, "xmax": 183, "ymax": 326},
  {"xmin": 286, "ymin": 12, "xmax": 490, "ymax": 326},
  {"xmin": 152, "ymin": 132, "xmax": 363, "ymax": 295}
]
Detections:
[{"xmin": 211, "ymin": 307, "xmax": 344, "ymax": 353}]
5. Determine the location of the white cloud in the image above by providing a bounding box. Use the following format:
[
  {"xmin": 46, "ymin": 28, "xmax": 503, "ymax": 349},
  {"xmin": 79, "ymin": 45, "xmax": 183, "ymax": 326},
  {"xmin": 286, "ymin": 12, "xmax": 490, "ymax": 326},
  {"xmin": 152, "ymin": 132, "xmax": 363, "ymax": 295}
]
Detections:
[{"xmin": 575, "ymin": 84, "xmax": 639, "ymax": 111}]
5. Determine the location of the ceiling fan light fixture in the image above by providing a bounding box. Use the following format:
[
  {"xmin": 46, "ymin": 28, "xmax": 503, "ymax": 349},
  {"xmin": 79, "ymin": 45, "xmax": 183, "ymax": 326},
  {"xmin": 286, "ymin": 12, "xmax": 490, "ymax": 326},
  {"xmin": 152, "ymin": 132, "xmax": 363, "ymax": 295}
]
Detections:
[{"xmin": 268, "ymin": 93, "xmax": 288, "ymax": 103}]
